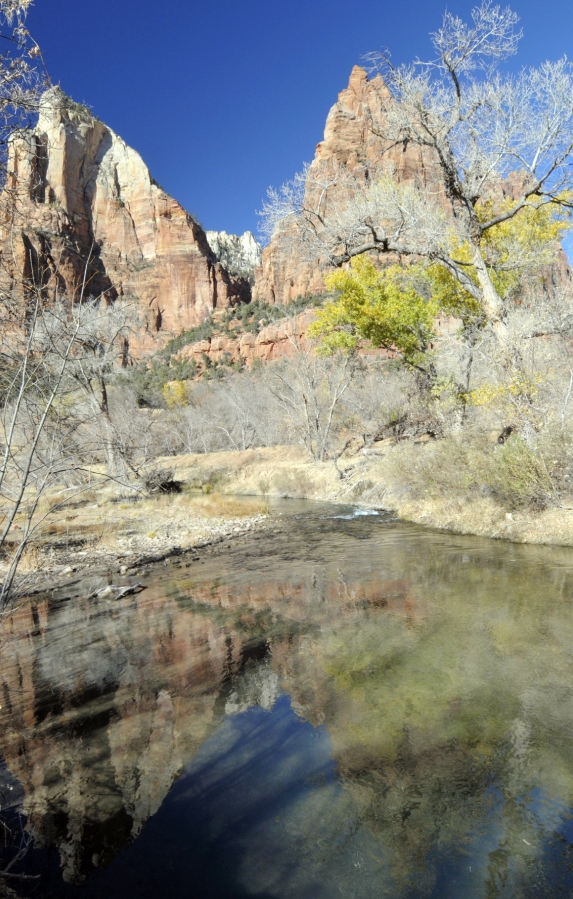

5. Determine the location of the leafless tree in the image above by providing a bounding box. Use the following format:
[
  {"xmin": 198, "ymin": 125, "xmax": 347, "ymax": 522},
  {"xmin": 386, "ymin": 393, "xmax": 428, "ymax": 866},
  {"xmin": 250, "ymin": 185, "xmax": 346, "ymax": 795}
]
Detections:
[
  {"xmin": 0, "ymin": 286, "xmax": 140, "ymax": 606},
  {"xmin": 0, "ymin": 0, "xmax": 47, "ymax": 180},
  {"xmin": 260, "ymin": 1, "xmax": 573, "ymax": 341},
  {"xmin": 0, "ymin": 812, "xmax": 38, "ymax": 885},
  {"xmin": 36, "ymin": 294, "xmax": 142, "ymax": 477},
  {"xmin": 267, "ymin": 341, "xmax": 360, "ymax": 463}
]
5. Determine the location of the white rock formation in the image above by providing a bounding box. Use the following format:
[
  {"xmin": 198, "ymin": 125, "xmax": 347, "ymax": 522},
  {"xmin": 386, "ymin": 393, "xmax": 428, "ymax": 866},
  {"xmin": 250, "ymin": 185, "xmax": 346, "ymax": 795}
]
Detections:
[{"xmin": 205, "ymin": 230, "xmax": 262, "ymax": 280}]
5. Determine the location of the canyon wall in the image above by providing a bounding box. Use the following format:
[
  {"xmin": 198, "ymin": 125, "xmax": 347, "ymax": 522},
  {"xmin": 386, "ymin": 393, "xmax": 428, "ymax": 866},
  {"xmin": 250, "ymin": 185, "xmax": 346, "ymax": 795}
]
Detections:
[
  {"xmin": 178, "ymin": 309, "xmax": 318, "ymax": 367},
  {"xmin": 252, "ymin": 65, "xmax": 571, "ymax": 307},
  {"xmin": 1, "ymin": 88, "xmax": 250, "ymax": 356},
  {"xmin": 252, "ymin": 66, "xmax": 439, "ymax": 305},
  {"xmin": 205, "ymin": 229, "xmax": 262, "ymax": 280}
]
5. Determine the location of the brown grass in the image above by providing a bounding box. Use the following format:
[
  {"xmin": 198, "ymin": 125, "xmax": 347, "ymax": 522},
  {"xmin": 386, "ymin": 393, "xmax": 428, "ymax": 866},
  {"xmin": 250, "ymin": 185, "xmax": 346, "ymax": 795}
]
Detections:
[{"xmin": 186, "ymin": 495, "xmax": 269, "ymax": 518}]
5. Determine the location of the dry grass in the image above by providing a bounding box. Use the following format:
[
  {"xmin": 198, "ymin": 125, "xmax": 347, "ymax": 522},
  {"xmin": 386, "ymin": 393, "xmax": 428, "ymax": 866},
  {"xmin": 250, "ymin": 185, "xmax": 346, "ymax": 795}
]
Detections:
[
  {"xmin": 14, "ymin": 544, "xmax": 43, "ymax": 573},
  {"xmin": 91, "ymin": 523, "xmax": 121, "ymax": 551},
  {"xmin": 187, "ymin": 495, "xmax": 269, "ymax": 518}
]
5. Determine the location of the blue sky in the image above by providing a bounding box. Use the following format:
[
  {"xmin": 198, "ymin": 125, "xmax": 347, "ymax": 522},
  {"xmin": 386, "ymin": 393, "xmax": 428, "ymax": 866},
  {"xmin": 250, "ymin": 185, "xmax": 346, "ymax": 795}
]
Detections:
[{"xmin": 28, "ymin": 0, "xmax": 573, "ymax": 238}]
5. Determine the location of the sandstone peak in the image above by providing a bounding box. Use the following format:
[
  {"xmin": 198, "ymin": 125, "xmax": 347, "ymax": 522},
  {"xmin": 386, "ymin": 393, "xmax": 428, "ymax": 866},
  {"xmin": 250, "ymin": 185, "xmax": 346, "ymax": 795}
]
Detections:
[
  {"xmin": 347, "ymin": 65, "xmax": 368, "ymax": 92},
  {"xmin": 2, "ymin": 90, "xmax": 250, "ymax": 356},
  {"xmin": 253, "ymin": 65, "xmax": 433, "ymax": 305}
]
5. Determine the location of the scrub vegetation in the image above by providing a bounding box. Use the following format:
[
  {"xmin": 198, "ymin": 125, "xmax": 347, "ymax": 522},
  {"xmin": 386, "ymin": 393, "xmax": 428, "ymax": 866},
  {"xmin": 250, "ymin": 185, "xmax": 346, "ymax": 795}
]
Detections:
[{"xmin": 4, "ymin": 0, "xmax": 573, "ymax": 605}]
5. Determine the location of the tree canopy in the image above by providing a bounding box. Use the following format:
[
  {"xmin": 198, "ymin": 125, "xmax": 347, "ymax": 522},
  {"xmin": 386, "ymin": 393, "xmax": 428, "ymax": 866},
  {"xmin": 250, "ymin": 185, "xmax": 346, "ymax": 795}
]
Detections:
[{"xmin": 261, "ymin": 1, "xmax": 573, "ymax": 340}]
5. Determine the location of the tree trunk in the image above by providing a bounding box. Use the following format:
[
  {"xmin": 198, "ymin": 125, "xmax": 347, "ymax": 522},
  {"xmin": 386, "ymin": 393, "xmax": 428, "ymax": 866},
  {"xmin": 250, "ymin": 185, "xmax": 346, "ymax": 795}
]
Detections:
[{"xmin": 472, "ymin": 245, "xmax": 507, "ymax": 343}]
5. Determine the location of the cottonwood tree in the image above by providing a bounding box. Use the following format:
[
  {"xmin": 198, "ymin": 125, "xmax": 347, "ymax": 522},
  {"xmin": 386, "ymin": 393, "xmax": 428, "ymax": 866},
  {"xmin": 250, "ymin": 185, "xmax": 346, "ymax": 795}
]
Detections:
[
  {"xmin": 0, "ymin": 0, "xmax": 53, "ymax": 606},
  {"xmin": 37, "ymin": 296, "xmax": 141, "ymax": 477},
  {"xmin": 0, "ymin": 295, "xmax": 80, "ymax": 606},
  {"xmin": 267, "ymin": 339, "xmax": 359, "ymax": 463},
  {"xmin": 0, "ymin": 0, "xmax": 46, "ymax": 172},
  {"xmin": 260, "ymin": 1, "xmax": 573, "ymax": 341}
]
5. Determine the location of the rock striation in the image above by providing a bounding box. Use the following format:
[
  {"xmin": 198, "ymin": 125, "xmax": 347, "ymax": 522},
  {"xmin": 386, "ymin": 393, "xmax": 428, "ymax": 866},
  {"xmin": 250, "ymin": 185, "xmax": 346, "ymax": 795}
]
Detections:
[
  {"xmin": 253, "ymin": 66, "xmax": 438, "ymax": 305},
  {"xmin": 206, "ymin": 229, "xmax": 262, "ymax": 280},
  {"xmin": 178, "ymin": 309, "xmax": 318, "ymax": 367},
  {"xmin": 1, "ymin": 88, "xmax": 250, "ymax": 356}
]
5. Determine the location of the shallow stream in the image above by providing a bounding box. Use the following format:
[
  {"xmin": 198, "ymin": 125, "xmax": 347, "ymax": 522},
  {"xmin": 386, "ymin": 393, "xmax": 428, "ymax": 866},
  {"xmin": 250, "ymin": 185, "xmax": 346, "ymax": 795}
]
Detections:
[{"xmin": 3, "ymin": 500, "xmax": 573, "ymax": 897}]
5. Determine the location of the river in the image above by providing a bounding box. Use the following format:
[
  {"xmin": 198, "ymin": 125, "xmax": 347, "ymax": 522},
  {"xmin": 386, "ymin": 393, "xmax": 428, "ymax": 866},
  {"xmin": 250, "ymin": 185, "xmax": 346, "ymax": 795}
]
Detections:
[{"xmin": 2, "ymin": 500, "xmax": 573, "ymax": 898}]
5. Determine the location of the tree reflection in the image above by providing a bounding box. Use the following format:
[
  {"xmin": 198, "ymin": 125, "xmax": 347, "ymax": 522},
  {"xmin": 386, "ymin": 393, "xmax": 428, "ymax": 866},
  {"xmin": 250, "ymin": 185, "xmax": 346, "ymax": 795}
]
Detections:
[{"xmin": 1, "ymin": 521, "xmax": 573, "ymax": 897}]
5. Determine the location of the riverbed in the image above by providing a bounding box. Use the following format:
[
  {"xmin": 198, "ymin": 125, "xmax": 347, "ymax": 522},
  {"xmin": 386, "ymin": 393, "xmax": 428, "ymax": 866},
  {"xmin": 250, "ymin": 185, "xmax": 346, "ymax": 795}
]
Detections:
[{"xmin": 2, "ymin": 499, "xmax": 573, "ymax": 898}]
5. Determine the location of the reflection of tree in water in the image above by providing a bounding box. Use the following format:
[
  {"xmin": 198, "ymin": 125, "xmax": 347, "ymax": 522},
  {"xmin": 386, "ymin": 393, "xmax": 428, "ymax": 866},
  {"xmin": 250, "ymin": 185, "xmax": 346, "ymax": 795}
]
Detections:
[
  {"xmin": 278, "ymin": 538, "xmax": 573, "ymax": 896},
  {"xmin": 2, "ymin": 525, "xmax": 573, "ymax": 895}
]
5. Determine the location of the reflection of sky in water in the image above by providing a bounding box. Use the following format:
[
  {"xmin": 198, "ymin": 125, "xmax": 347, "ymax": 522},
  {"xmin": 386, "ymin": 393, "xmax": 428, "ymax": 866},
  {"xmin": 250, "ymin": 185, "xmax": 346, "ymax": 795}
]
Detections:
[
  {"xmin": 32, "ymin": 695, "xmax": 390, "ymax": 899},
  {"xmin": 18, "ymin": 694, "xmax": 573, "ymax": 899},
  {"xmin": 5, "ymin": 508, "xmax": 573, "ymax": 896}
]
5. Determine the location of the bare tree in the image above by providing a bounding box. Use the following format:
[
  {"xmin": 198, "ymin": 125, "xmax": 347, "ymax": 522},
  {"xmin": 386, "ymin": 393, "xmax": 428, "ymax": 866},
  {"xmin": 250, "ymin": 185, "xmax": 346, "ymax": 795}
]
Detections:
[
  {"xmin": 36, "ymin": 295, "xmax": 141, "ymax": 477},
  {"xmin": 260, "ymin": 1, "xmax": 573, "ymax": 340},
  {"xmin": 0, "ymin": 0, "xmax": 46, "ymax": 181},
  {"xmin": 0, "ymin": 287, "xmax": 141, "ymax": 606},
  {"xmin": 267, "ymin": 341, "xmax": 359, "ymax": 463},
  {"xmin": 0, "ymin": 294, "xmax": 83, "ymax": 605}
]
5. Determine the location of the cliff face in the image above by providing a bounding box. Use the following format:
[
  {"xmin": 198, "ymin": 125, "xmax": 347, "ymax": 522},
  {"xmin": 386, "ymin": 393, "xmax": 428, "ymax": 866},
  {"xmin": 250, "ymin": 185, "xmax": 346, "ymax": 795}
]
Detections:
[
  {"xmin": 252, "ymin": 66, "xmax": 571, "ymax": 306},
  {"xmin": 252, "ymin": 66, "xmax": 438, "ymax": 305},
  {"xmin": 205, "ymin": 229, "xmax": 262, "ymax": 280},
  {"xmin": 1, "ymin": 89, "xmax": 250, "ymax": 356},
  {"xmin": 178, "ymin": 309, "xmax": 319, "ymax": 367}
]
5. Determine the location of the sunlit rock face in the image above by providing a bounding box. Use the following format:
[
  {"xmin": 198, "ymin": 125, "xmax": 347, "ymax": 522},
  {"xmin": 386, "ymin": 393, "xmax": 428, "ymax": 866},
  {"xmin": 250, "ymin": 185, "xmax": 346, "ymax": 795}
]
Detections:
[
  {"xmin": 176, "ymin": 308, "xmax": 319, "ymax": 367},
  {"xmin": 252, "ymin": 66, "xmax": 439, "ymax": 306},
  {"xmin": 0, "ymin": 88, "xmax": 250, "ymax": 357},
  {"xmin": 253, "ymin": 66, "xmax": 572, "ymax": 307},
  {"xmin": 205, "ymin": 230, "xmax": 262, "ymax": 281}
]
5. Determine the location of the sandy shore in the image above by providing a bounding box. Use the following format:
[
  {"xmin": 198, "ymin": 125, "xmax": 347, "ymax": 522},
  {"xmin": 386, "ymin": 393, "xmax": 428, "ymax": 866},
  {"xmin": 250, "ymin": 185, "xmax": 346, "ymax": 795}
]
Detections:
[{"xmin": 2, "ymin": 492, "xmax": 271, "ymax": 597}]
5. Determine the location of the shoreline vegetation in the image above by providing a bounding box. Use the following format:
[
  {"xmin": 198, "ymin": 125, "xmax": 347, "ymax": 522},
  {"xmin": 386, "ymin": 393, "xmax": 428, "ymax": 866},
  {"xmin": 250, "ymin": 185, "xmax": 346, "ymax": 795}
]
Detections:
[
  {"xmin": 5, "ymin": 2, "xmax": 573, "ymax": 607},
  {"xmin": 6, "ymin": 441, "xmax": 573, "ymax": 603}
]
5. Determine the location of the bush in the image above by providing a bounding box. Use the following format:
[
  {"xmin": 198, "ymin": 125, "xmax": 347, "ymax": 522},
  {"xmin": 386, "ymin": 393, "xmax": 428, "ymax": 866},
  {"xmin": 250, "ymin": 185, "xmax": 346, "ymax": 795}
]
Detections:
[
  {"xmin": 144, "ymin": 468, "xmax": 182, "ymax": 494},
  {"xmin": 390, "ymin": 428, "xmax": 573, "ymax": 512}
]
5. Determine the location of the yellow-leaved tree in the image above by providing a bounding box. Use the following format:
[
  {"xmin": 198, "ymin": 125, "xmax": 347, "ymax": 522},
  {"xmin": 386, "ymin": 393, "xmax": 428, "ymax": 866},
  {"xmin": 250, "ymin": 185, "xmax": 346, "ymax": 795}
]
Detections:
[
  {"xmin": 309, "ymin": 256, "xmax": 438, "ymax": 374},
  {"xmin": 427, "ymin": 196, "xmax": 572, "ymax": 317},
  {"xmin": 309, "ymin": 197, "xmax": 572, "ymax": 386}
]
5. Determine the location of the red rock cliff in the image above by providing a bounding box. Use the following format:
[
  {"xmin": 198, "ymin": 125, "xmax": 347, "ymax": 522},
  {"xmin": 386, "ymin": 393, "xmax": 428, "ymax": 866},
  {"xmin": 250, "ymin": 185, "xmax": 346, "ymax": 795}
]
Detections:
[
  {"xmin": 1, "ymin": 88, "xmax": 249, "ymax": 356},
  {"xmin": 253, "ymin": 66, "xmax": 438, "ymax": 305}
]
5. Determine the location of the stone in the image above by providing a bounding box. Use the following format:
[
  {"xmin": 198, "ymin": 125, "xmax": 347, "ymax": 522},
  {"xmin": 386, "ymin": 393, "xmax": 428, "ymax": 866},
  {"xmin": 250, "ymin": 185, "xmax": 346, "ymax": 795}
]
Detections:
[
  {"xmin": 205, "ymin": 230, "xmax": 262, "ymax": 280},
  {"xmin": 252, "ymin": 65, "xmax": 571, "ymax": 306},
  {"xmin": 177, "ymin": 309, "xmax": 320, "ymax": 368},
  {"xmin": 253, "ymin": 66, "xmax": 438, "ymax": 305},
  {"xmin": 1, "ymin": 89, "xmax": 250, "ymax": 358}
]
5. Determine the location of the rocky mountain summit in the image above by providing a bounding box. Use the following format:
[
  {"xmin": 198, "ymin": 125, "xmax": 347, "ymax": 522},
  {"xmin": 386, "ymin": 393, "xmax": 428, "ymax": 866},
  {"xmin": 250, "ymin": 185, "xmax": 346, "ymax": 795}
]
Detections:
[
  {"xmin": 2, "ymin": 73, "xmax": 568, "ymax": 365},
  {"xmin": 205, "ymin": 230, "xmax": 262, "ymax": 280},
  {"xmin": 1, "ymin": 88, "xmax": 250, "ymax": 356},
  {"xmin": 253, "ymin": 66, "xmax": 439, "ymax": 305}
]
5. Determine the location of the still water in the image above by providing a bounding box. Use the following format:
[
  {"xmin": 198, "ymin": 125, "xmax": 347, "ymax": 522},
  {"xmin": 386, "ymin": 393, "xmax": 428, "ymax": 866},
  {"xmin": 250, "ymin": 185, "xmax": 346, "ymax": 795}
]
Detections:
[{"xmin": 3, "ymin": 501, "xmax": 573, "ymax": 898}]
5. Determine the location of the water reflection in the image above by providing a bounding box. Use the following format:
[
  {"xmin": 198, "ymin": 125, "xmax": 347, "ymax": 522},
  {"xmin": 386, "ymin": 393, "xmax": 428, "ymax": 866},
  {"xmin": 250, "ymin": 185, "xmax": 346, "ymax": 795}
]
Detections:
[{"xmin": 2, "ymin": 505, "xmax": 573, "ymax": 897}]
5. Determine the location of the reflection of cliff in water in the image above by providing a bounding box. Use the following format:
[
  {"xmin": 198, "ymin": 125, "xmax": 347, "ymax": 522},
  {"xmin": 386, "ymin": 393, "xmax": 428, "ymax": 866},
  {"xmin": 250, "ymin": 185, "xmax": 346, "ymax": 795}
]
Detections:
[
  {"xmin": 3, "ymin": 516, "xmax": 573, "ymax": 895},
  {"xmin": 1, "ymin": 589, "xmax": 255, "ymax": 882}
]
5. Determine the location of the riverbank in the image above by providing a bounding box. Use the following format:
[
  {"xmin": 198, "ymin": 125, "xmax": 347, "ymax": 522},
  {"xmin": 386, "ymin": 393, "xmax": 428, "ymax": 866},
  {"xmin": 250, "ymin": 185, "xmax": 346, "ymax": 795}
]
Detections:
[
  {"xmin": 1, "ymin": 492, "xmax": 270, "ymax": 598},
  {"xmin": 166, "ymin": 442, "xmax": 573, "ymax": 547},
  {"xmin": 5, "ymin": 439, "xmax": 573, "ymax": 600}
]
